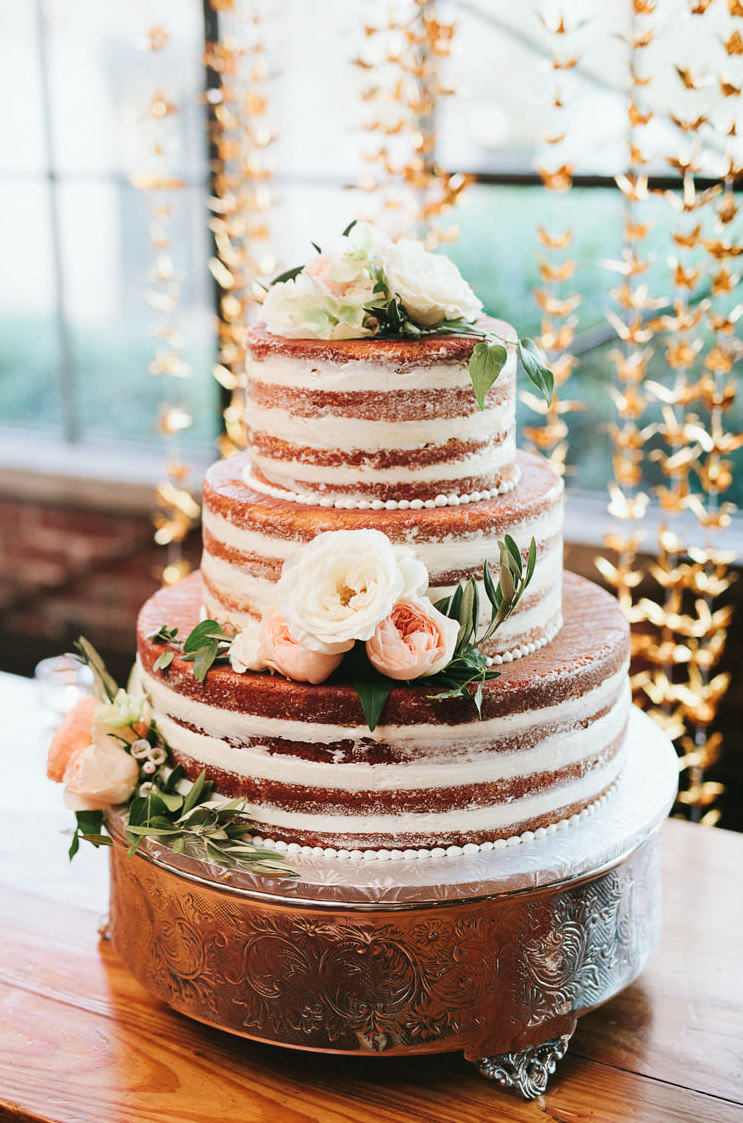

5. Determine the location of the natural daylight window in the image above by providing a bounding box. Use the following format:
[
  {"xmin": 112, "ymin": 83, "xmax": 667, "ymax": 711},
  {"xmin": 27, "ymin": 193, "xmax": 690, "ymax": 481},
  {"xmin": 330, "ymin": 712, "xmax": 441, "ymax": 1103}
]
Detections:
[{"xmin": 1, "ymin": 0, "xmax": 741, "ymax": 506}]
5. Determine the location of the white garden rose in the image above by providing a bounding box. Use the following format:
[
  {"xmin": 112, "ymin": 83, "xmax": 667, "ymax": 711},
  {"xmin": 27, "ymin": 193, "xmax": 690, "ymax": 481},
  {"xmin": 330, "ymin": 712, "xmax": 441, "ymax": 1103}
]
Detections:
[
  {"xmin": 276, "ymin": 529, "xmax": 430, "ymax": 654},
  {"xmin": 381, "ymin": 239, "xmax": 483, "ymax": 326},
  {"xmin": 229, "ymin": 619, "xmax": 266, "ymax": 674},
  {"xmin": 393, "ymin": 545, "xmax": 428, "ymax": 598}
]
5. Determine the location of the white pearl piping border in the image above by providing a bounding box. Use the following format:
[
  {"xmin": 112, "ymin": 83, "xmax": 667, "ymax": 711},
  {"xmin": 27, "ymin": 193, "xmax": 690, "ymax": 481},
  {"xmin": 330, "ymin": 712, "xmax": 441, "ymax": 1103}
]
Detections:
[
  {"xmin": 486, "ymin": 615, "xmax": 563, "ymax": 667},
  {"xmin": 242, "ymin": 467, "xmax": 520, "ymax": 510},
  {"xmin": 246, "ymin": 783, "xmax": 618, "ymax": 864}
]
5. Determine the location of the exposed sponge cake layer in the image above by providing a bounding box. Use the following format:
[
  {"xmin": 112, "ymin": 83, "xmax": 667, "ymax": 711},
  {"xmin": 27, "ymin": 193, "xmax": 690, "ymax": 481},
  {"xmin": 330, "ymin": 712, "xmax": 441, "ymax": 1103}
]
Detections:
[
  {"xmin": 201, "ymin": 449, "xmax": 564, "ymax": 657},
  {"xmin": 136, "ymin": 571, "xmax": 629, "ymax": 850},
  {"xmin": 245, "ymin": 317, "xmax": 517, "ymax": 502}
]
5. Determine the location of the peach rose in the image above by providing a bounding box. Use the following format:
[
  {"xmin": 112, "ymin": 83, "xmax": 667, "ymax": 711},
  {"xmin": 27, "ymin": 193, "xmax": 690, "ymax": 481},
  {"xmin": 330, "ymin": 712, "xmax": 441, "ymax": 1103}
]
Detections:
[
  {"xmin": 260, "ymin": 608, "xmax": 343, "ymax": 684},
  {"xmin": 62, "ymin": 723, "xmax": 140, "ymax": 812},
  {"xmin": 47, "ymin": 695, "xmax": 99, "ymax": 781},
  {"xmin": 366, "ymin": 596, "xmax": 459, "ymax": 680}
]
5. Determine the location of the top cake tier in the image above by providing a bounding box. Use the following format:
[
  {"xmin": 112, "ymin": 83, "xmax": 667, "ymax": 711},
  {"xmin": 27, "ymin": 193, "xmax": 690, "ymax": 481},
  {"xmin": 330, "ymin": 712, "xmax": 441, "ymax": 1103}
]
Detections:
[{"xmin": 244, "ymin": 315, "xmax": 518, "ymax": 505}]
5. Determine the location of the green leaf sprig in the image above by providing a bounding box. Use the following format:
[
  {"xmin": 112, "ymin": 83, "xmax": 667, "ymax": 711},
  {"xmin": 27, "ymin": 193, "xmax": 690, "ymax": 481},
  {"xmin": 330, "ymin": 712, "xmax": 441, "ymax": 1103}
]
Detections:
[
  {"xmin": 69, "ymin": 636, "xmax": 118, "ymax": 702},
  {"xmin": 148, "ymin": 619, "xmax": 235, "ymax": 682},
  {"xmin": 126, "ymin": 769, "xmax": 295, "ymax": 877},
  {"xmin": 68, "ymin": 809, "xmax": 112, "ymax": 860},
  {"xmin": 426, "ymin": 535, "xmax": 538, "ymax": 715}
]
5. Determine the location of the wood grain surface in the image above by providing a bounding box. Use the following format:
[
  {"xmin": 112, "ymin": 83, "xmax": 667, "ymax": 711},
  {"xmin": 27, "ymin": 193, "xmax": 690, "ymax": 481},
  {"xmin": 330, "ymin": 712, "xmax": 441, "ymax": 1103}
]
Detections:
[{"xmin": 0, "ymin": 819, "xmax": 741, "ymax": 1122}]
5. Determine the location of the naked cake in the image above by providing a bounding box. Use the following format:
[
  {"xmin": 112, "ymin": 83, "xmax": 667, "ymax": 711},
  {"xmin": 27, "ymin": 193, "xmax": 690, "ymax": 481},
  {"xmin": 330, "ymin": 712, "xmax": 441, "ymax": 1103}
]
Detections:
[{"xmin": 49, "ymin": 221, "xmax": 631, "ymax": 862}]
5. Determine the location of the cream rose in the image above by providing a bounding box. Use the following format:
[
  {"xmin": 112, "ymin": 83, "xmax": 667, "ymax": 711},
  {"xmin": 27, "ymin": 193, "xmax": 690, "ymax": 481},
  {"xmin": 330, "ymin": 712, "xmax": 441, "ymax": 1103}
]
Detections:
[
  {"xmin": 262, "ymin": 243, "xmax": 379, "ymax": 341},
  {"xmin": 260, "ymin": 608, "xmax": 343, "ymax": 684},
  {"xmin": 381, "ymin": 239, "xmax": 482, "ymax": 326},
  {"xmin": 229, "ymin": 619, "xmax": 266, "ymax": 674},
  {"xmin": 366, "ymin": 596, "xmax": 459, "ymax": 680},
  {"xmin": 276, "ymin": 529, "xmax": 429, "ymax": 654},
  {"xmin": 62, "ymin": 721, "xmax": 140, "ymax": 812}
]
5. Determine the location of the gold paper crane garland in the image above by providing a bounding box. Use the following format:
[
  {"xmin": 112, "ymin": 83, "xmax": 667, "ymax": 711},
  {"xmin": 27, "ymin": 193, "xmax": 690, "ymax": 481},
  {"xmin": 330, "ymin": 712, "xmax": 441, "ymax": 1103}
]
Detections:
[
  {"xmin": 633, "ymin": 0, "xmax": 743, "ymax": 823},
  {"xmin": 525, "ymin": 8, "xmax": 584, "ymax": 477},
  {"xmin": 204, "ymin": 0, "xmax": 277, "ymax": 457},
  {"xmin": 355, "ymin": 0, "xmax": 470, "ymax": 245},
  {"xmin": 132, "ymin": 25, "xmax": 199, "ymax": 586},
  {"xmin": 597, "ymin": 1, "xmax": 660, "ymax": 638}
]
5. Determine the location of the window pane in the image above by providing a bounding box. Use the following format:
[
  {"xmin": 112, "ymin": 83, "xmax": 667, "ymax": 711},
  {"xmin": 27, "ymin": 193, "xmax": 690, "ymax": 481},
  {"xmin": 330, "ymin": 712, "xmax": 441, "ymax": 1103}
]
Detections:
[
  {"xmin": 0, "ymin": 4, "xmax": 46, "ymax": 174},
  {"xmin": 44, "ymin": 0, "xmax": 207, "ymax": 180},
  {"xmin": 439, "ymin": 1, "xmax": 733, "ymax": 178},
  {"xmin": 57, "ymin": 179, "xmax": 217, "ymax": 447},
  {"xmin": 446, "ymin": 183, "xmax": 743, "ymax": 501},
  {"xmin": 0, "ymin": 180, "xmax": 62, "ymax": 432}
]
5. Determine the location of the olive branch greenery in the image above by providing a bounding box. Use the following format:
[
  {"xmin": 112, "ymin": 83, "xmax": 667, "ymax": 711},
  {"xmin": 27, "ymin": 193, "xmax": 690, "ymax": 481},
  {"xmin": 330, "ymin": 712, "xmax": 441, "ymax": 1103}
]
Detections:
[
  {"xmin": 125, "ymin": 769, "xmax": 295, "ymax": 876},
  {"xmin": 64, "ymin": 638, "xmax": 296, "ymax": 877},
  {"xmin": 268, "ymin": 219, "xmax": 554, "ymax": 412}
]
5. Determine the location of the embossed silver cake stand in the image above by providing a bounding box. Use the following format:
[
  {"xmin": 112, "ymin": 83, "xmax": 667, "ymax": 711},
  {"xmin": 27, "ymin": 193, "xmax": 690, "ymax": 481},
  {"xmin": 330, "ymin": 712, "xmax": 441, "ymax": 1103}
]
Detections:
[{"xmin": 105, "ymin": 707, "xmax": 678, "ymax": 1101}]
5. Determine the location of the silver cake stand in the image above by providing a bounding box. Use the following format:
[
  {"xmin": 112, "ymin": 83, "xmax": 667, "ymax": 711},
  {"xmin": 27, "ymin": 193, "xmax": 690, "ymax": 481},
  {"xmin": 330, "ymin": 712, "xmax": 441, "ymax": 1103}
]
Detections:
[{"xmin": 105, "ymin": 707, "xmax": 678, "ymax": 1100}]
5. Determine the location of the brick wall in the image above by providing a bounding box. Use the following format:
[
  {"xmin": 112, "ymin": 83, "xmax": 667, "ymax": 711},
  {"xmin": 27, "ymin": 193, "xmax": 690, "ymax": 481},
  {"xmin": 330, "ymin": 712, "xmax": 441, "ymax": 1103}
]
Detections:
[{"xmin": 0, "ymin": 497, "xmax": 200, "ymax": 685}]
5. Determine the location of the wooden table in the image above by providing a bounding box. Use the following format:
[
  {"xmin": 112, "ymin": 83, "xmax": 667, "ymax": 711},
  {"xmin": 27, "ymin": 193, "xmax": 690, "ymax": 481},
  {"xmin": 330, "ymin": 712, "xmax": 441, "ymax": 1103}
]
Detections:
[{"xmin": 1, "ymin": 674, "xmax": 742, "ymax": 1121}]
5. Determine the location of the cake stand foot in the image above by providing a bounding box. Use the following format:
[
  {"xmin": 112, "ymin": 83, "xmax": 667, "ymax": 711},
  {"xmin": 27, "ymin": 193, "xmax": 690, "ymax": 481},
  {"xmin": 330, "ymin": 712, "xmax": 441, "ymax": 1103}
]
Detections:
[{"xmin": 475, "ymin": 1032, "xmax": 573, "ymax": 1100}]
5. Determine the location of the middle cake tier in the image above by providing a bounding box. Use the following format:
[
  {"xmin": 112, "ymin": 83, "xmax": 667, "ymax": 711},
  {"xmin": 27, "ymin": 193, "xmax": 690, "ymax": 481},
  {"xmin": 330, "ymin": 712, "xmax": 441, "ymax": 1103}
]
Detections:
[{"xmin": 202, "ymin": 448, "xmax": 564, "ymax": 659}]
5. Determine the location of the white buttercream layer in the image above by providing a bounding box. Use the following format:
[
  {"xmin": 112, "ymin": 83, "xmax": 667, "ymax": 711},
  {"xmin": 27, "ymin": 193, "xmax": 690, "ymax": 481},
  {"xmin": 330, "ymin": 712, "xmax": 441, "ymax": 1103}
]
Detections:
[
  {"xmin": 202, "ymin": 498, "xmax": 563, "ymax": 573},
  {"xmin": 171, "ymin": 751, "xmax": 626, "ymax": 838},
  {"xmin": 247, "ymin": 401, "xmax": 513, "ymax": 452},
  {"xmin": 148, "ymin": 681, "xmax": 630, "ymax": 792},
  {"xmin": 248, "ymin": 352, "xmax": 516, "ymax": 394},
  {"xmin": 250, "ymin": 435, "xmax": 517, "ymax": 489},
  {"xmin": 138, "ymin": 660, "xmax": 628, "ymax": 750}
]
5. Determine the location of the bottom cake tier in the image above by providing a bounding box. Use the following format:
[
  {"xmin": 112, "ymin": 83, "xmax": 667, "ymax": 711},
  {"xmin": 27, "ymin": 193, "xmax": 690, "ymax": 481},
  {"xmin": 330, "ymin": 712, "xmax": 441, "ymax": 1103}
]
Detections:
[{"xmin": 135, "ymin": 571, "xmax": 630, "ymax": 850}]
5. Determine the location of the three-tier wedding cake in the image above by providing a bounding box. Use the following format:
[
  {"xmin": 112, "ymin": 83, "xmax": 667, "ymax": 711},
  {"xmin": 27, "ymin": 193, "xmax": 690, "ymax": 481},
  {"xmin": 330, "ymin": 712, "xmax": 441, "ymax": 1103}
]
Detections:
[{"xmin": 129, "ymin": 222, "xmax": 631, "ymax": 857}]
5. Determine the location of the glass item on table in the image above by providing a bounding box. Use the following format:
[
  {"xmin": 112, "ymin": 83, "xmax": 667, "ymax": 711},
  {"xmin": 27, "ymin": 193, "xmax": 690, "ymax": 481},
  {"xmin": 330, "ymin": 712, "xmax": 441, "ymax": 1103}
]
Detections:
[{"xmin": 34, "ymin": 655, "xmax": 94, "ymax": 723}]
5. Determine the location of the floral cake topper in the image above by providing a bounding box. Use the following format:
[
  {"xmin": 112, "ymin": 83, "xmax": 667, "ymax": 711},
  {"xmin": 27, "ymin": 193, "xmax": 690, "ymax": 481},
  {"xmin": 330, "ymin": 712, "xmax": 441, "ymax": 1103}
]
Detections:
[{"xmin": 260, "ymin": 220, "xmax": 554, "ymax": 410}]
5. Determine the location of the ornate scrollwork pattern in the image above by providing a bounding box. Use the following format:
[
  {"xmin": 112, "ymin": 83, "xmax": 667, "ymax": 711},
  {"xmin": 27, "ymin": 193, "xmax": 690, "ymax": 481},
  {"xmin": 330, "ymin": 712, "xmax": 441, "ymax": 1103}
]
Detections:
[
  {"xmin": 517, "ymin": 842, "xmax": 661, "ymax": 1028},
  {"xmin": 108, "ymin": 835, "xmax": 660, "ymax": 1086}
]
